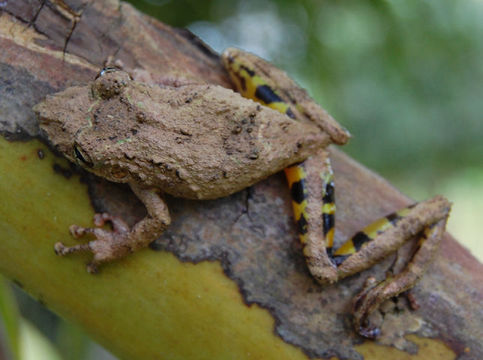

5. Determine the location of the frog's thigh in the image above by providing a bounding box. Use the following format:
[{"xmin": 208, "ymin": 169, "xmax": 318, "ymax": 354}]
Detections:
[{"xmin": 287, "ymin": 150, "xmax": 339, "ymax": 284}]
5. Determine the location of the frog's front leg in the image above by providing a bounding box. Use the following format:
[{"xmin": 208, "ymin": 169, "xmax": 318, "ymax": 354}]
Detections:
[{"xmin": 55, "ymin": 183, "xmax": 171, "ymax": 273}]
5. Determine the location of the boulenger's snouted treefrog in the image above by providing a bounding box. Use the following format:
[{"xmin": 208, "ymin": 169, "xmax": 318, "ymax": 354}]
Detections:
[{"xmin": 34, "ymin": 48, "xmax": 451, "ymax": 338}]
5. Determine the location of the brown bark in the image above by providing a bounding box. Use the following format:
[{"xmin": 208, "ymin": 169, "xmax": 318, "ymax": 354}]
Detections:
[{"xmin": 0, "ymin": 1, "xmax": 481, "ymax": 359}]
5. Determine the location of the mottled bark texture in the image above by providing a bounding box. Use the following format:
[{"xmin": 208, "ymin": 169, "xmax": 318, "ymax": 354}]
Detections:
[{"xmin": 0, "ymin": 1, "xmax": 481, "ymax": 359}]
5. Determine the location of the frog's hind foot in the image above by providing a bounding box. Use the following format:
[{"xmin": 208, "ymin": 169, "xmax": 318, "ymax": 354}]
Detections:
[{"xmin": 351, "ymin": 208, "xmax": 449, "ymax": 338}]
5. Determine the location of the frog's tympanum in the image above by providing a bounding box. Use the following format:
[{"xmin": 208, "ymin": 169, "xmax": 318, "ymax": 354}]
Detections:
[{"xmin": 34, "ymin": 48, "xmax": 451, "ymax": 338}]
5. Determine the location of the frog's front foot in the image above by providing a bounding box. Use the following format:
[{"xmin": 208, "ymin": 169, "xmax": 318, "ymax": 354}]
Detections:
[
  {"xmin": 55, "ymin": 186, "xmax": 171, "ymax": 273},
  {"xmin": 55, "ymin": 213, "xmax": 132, "ymax": 273}
]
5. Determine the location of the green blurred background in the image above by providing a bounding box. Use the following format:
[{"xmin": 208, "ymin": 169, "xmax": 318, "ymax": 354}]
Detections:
[{"xmin": 1, "ymin": 0, "xmax": 482, "ymax": 359}]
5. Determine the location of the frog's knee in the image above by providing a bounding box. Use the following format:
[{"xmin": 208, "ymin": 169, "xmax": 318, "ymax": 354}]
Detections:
[{"xmin": 307, "ymin": 262, "xmax": 338, "ymax": 284}]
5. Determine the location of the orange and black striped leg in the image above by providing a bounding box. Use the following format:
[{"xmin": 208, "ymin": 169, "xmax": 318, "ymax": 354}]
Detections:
[
  {"xmin": 286, "ymin": 152, "xmax": 451, "ymax": 337},
  {"xmin": 285, "ymin": 150, "xmax": 339, "ymax": 284}
]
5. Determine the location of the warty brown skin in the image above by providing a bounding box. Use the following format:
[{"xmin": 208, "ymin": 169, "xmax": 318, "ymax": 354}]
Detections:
[{"xmin": 35, "ymin": 71, "xmax": 331, "ymax": 200}]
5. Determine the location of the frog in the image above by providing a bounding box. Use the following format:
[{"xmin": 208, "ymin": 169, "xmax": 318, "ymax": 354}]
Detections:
[{"xmin": 33, "ymin": 48, "xmax": 451, "ymax": 338}]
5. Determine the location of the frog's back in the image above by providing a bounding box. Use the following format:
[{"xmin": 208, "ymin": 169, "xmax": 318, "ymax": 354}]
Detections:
[{"xmin": 37, "ymin": 72, "xmax": 331, "ymax": 200}]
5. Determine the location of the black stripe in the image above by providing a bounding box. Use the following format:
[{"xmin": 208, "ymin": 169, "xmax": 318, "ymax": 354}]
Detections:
[
  {"xmin": 352, "ymin": 232, "xmax": 371, "ymax": 251},
  {"xmin": 322, "ymin": 213, "xmax": 334, "ymax": 236},
  {"xmin": 297, "ymin": 213, "xmax": 308, "ymax": 235},
  {"xmin": 290, "ymin": 179, "xmax": 306, "ymax": 204},
  {"xmin": 255, "ymin": 84, "xmax": 284, "ymax": 105},
  {"xmin": 285, "ymin": 107, "xmax": 296, "ymax": 119},
  {"xmin": 322, "ymin": 181, "xmax": 334, "ymax": 204},
  {"xmin": 240, "ymin": 65, "xmax": 255, "ymax": 77},
  {"xmin": 326, "ymin": 246, "xmax": 333, "ymax": 257},
  {"xmin": 386, "ymin": 211, "xmax": 402, "ymax": 225},
  {"xmin": 332, "ymin": 254, "xmax": 349, "ymax": 266}
]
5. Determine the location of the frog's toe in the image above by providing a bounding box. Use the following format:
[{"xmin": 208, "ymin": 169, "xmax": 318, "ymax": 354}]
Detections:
[
  {"xmin": 93, "ymin": 213, "xmax": 108, "ymax": 227},
  {"xmin": 69, "ymin": 224, "xmax": 87, "ymax": 238},
  {"xmin": 55, "ymin": 240, "xmax": 114, "ymax": 274},
  {"xmin": 93, "ymin": 213, "xmax": 130, "ymax": 233},
  {"xmin": 352, "ymin": 276, "xmax": 386, "ymax": 338},
  {"xmin": 54, "ymin": 241, "xmax": 91, "ymax": 256},
  {"xmin": 69, "ymin": 224, "xmax": 108, "ymax": 239},
  {"xmin": 404, "ymin": 290, "xmax": 420, "ymax": 310},
  {"xmin": 69, "ymin": 223, "xmax": 120, "ymax": 241}
]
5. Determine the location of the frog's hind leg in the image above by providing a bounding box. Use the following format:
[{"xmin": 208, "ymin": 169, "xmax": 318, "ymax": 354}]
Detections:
[
  {"xmin": 338, "ymin": 197, "xmax": 450, "ymax": 338},
  {"xmin": 297, "ymin": 151, "xmax": 451, "ymax": 337},
  {"xmin": 351, "ymin": 217, "xmax": 447, "ymax": 338},
  {"xmin": 55, "ymin": 184, "xmax": 171, "ymax": 273},
  {"xmin": 284, "ymin": 150, "xmax": 339, "ymax": 283}
]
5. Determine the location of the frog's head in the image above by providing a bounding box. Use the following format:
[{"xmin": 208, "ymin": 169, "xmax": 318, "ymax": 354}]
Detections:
[
  {"xmin": 34, "ymin": 70, "xmax": 135, "ymax": 176},
  {"xmin": 36, "ymin": 93, "xmax": 121, "ymax": 176},
  {"xmin": 34, "ymin": 84, "xmax": 94, "ymax": 167}
]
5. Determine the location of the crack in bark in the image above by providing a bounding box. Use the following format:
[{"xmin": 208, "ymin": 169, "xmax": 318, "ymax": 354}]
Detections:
[
  {"xmin": 28, "ymin": 0, "xmax": 46, "ymax": 28},
  {"xmin": 98, "ymin": 2, "xmax": 129, "ymax": 68},
  {"xmin": 1, "ymin": 7, "xmax": 47, "ymax": 39},
  {"xmin": 231, "ymin": 187, "xmax": 254, "ymax": 228},
  {"xmin": 0, "ymin": 0, "xmax": 42, "ymax": 24},
  {"xmin": 62, "ymin": 17, "xmax": 77, "ymax": 59},
  {"xmin": 59, "ymin": 0, "xmax": 91, "ymax": 60}
]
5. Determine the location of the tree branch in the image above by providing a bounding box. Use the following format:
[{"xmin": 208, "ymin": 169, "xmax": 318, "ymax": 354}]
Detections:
[{"xmin": 0, "ymin": 1, "xmax": 481, "ymax": 359}]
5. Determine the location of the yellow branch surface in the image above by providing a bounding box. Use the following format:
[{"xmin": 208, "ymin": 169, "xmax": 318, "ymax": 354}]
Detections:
[
  {"xmin": 0, "ymin": 136, "xmax": 460, "ymax": 360},
  {"xmin": 0, "ymin": 138, "xmax": 310, "ymax": 359}
]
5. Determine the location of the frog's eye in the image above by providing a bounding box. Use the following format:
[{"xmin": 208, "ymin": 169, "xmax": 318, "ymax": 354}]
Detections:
[
  {"xmin": 73, "ymin": 143, "xmax": 94, "ymax": 168},
  {"xmin": 95, "ymin": 66, "xmax": 123, "ymax": 79}
]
